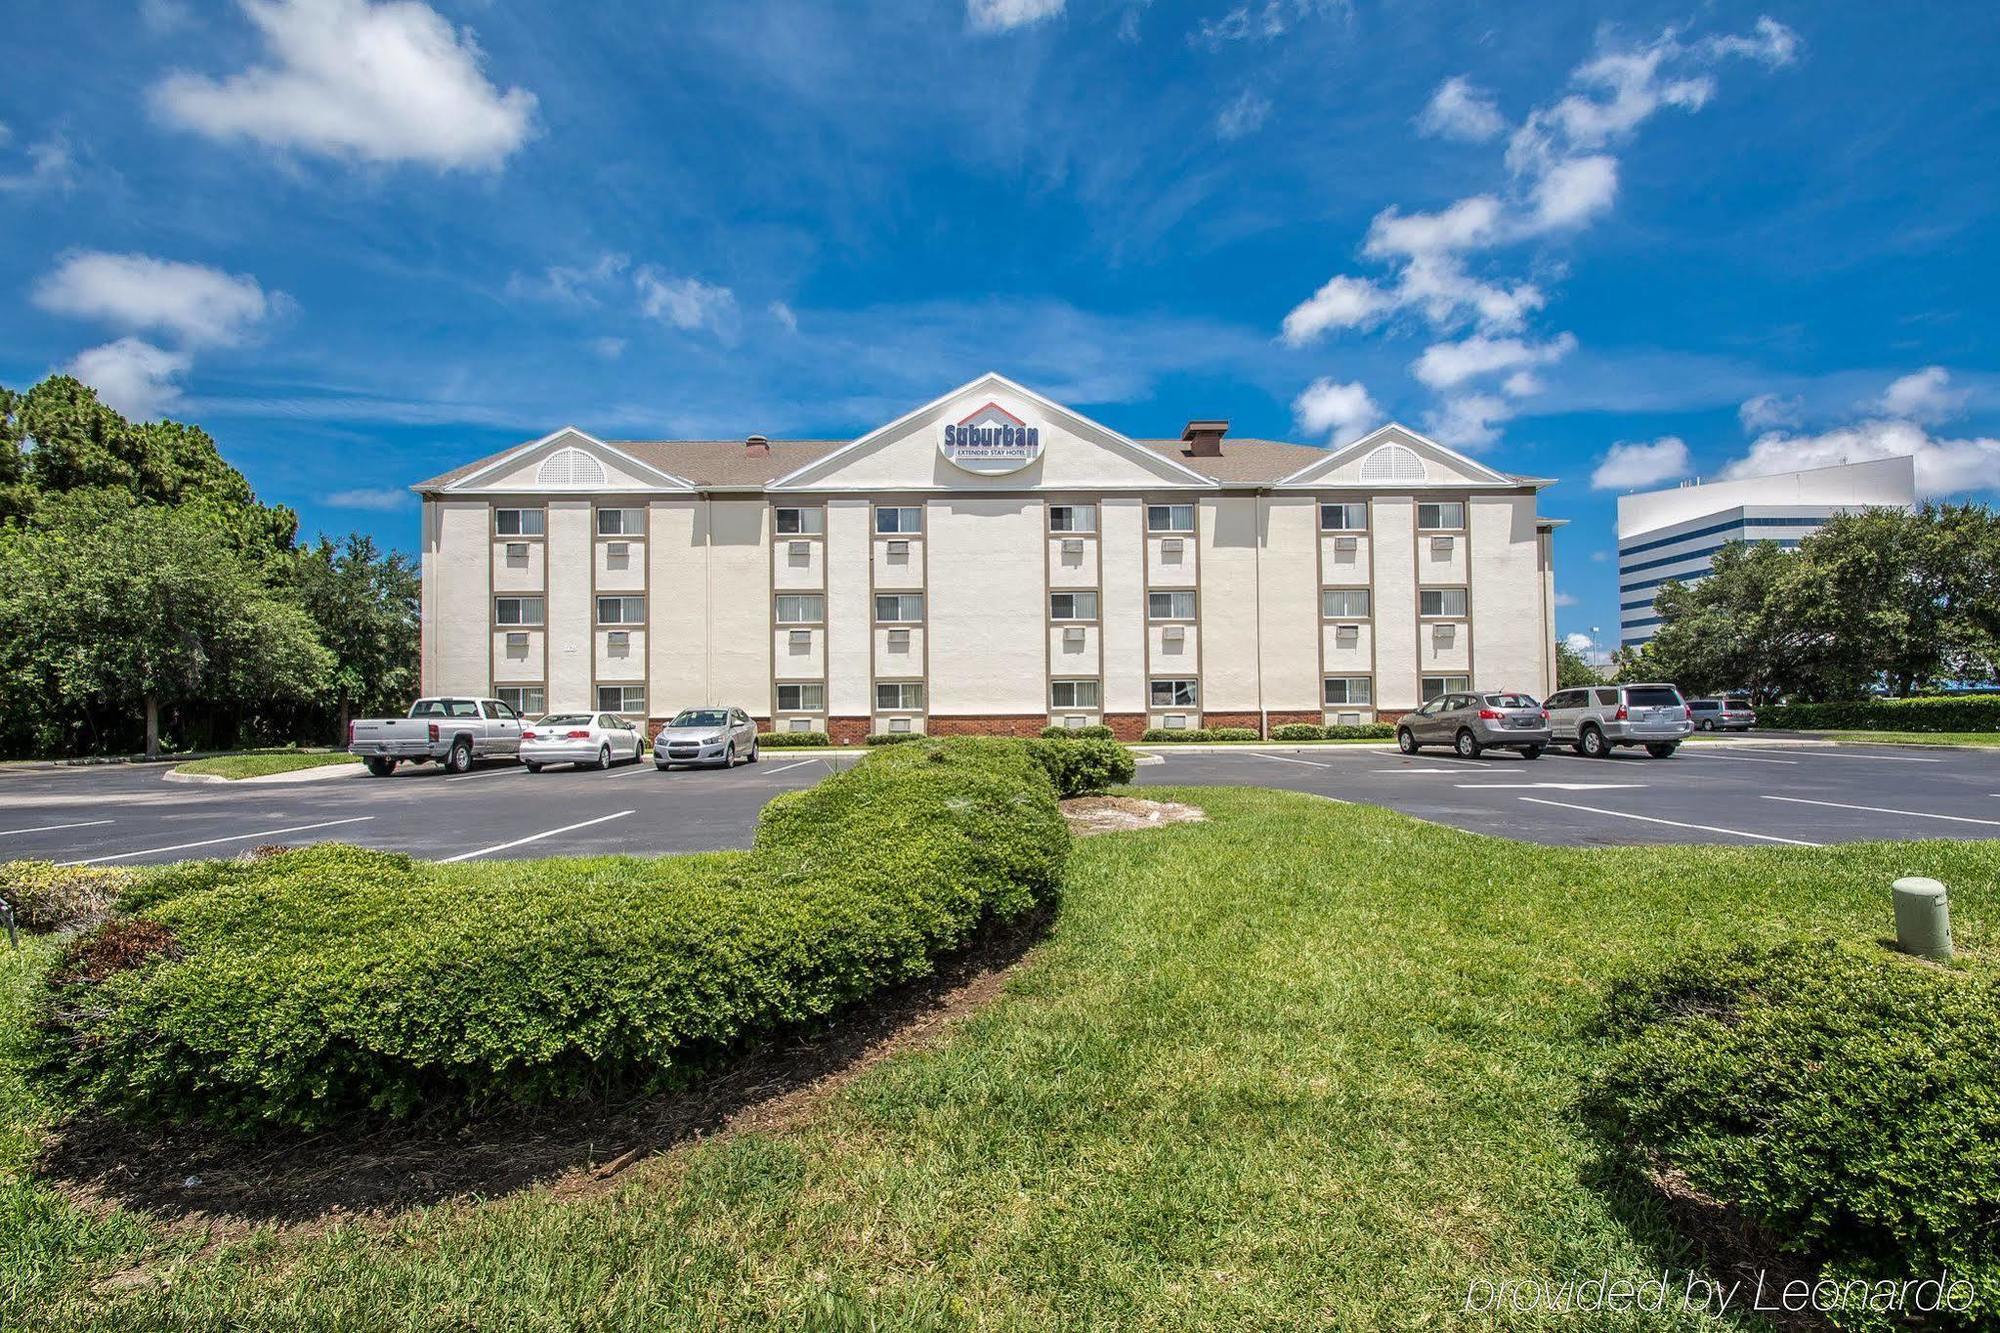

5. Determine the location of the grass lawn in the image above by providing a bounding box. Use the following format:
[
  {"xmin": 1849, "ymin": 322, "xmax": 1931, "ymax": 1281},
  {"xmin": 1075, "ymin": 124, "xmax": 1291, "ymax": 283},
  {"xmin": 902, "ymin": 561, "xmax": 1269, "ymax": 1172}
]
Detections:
[
  {"xmin": 171, "ymin": 750, "xmax": 362, "ymax": 779},
  {"xmin": 1806, "ymin": 729, "xmax": 2000, "ymax": 748},
  {"xmin": 3, "ymin": 788, "xmax": 1993, "ymax": 1328}
]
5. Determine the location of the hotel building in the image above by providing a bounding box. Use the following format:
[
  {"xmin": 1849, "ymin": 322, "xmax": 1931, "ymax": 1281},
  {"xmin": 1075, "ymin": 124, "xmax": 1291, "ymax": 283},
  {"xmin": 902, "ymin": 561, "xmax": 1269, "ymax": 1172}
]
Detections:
[
  {"xmin": 414, "ymin": 374, "xmax": 1563, "ymax": 741},
  {"xmin": 1616, "ymin": 456, "xmax": 1917, "ymax": 648}
]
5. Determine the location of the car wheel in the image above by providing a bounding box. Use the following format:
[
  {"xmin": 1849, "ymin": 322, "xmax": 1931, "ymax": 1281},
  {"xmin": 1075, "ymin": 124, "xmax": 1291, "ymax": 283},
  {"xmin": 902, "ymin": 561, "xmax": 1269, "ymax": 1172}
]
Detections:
[
  {"xmin": 745, "ymin": 741, "xmax": 759, "ymax": 764},
  {"xmin": 1521, "ymin": 744, "xmax": 1544, "ymax": 760},
  {"xmin": 445, "ymin": 739, "xmax": 472, "ymax": 774},
  {"xmin": 1455, "ymin": 728, "xmax": 1483, "ymax": 759},
  {"xmin": 1397, "ymin": 728, "xmax": 1419, "ymax": 754},
  {"xmin": 524, "ymin": 761, "xmax": 542, "ymax": 774},
  {"xmin": 724, "ymin": 742, "xmax": 737, "ymax": 768},
  {"xmin": 595, "ymin": 744, "xmax": 612, "ymax": 771},
  {"xmin": 365, "ymin": 757, "xmax": 395, "ymax": 777},
  {"xmin": 1646, "ymin": 742, "xmax": 1680, "ymax": 759},
  {"xmin": 1699, "ymin": 718, "xmax": 1715, "ymax": 732},
  {"xmin": 1579, "ymin": 726, "xmax": 1608, "ymax": 759}
]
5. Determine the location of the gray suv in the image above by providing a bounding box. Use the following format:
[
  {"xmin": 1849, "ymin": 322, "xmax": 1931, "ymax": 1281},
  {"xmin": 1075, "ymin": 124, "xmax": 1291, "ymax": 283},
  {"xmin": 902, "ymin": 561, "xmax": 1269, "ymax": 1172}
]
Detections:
[
  {"xmin": 654, "ymin": 706, "xmax": 760, "ymax": 769},
  {"xmin": 1397, "ymin": 691, "xmax": 1552, "ymax": 759},
  {"xmin": 1543, "ymin": 683, "xmax": 1692, "ymax": 758}
]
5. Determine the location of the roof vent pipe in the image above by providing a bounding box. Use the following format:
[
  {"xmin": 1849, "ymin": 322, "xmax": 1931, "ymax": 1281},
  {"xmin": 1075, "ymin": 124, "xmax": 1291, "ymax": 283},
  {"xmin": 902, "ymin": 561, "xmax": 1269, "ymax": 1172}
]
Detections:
[
  {"xmin": 745, "ymin": 434, "xmax": 771, "ymax": 457},
  {"xmin": 1182, "ymin": 419, "xmax": 1228, "ymax": 458}
]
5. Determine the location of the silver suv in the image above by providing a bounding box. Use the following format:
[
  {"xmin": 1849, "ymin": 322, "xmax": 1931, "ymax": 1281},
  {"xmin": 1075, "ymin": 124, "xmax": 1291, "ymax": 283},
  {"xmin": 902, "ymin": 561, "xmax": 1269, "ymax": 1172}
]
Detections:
[
  {"xmin": 1396, "ymin": 691, "xmax": 1552, "ymax": 759},
  {"xmin": 1543, "ymin": 683, "xmax": 1692, "ymax": 758}
]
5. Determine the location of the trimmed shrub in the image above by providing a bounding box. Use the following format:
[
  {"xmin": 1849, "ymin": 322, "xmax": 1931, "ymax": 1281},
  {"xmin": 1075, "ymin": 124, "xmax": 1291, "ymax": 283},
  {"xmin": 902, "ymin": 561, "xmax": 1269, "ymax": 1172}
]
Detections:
[
  {"xmin": 1757, "ymin": 694, "xmax": 2000, "ymax": 734},
  {"xmin": 1271, "ymin": 723, "xmax": 1324, "ymax": 740},
  {"xmin": 1140, "ymin": 728, "xmax": 1211, "ymax": 742},
  {"xmin": 38, "ymin": 738, "xmax": 1069, "ymax": 1133},
  {"xmin": 0, "ymin": 861, "xmax": 129, "ymax": 932},
  {"xmin": 1024, "ymin": 738, "xmax": 1135, "ymax": 796},
  {"xmin": 756, "ymin": 730, "xmax": 831, "ymax": 748},
  {"xmin": 1038, "ymin": 725, "xmax": 1116, "ymax": 740},
  {"xmin": 864, "ymin": 732, "xmax": 924, "ymax": 746},
  {"xmin": 1327, "ymin": 723, "xmax": 1395, "ymax": 740},
  {"xmin": 1588, "ymin": 940, "xmax": 2000, "ymax": 1329},
  {"xmin": 1208, "ymin": 727, "xmax": 1259, "ymax": 741}
]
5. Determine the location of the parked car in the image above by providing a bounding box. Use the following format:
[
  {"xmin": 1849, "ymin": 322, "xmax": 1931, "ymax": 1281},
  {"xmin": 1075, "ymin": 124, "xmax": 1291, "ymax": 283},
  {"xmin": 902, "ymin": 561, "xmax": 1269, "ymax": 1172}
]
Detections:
[
  {"xmin": 1542, "ymin": 683, "xmax": 1693, "ymax": 758},
  {"xmin": 1688, "ymin": 697, "xmax": 1757, "ymax": 731},
  {"xmin": 520, "ymin": 712, "xmax": 647, "ymax": 771},
  {"xmin": 348, "ymin": 696, "xmax": 525, "ymax": 776},
  {"xmin": 654, "ymin": 706, "xmax": 760, "ymax": 769},
  {"xmin": 1397, "ymin": 690, "xmax": 1552, "ymax": 759}
]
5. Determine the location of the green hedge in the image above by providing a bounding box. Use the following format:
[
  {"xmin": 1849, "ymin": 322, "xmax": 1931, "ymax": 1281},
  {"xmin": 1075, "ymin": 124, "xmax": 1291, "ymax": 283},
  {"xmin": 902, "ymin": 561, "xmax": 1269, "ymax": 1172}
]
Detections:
[
  {"xmin": 755, "ymin": 730, "xmax": 831, "ymax": 748},
  {"xmin": 1270, "ymin": 723, "xmax": 1396, "ymax": 741},
  {"xmin": 1756, "ymin": 695, "xmax": 2000, "ymax": 734},
  {"xmin": 1136, "ymin": 726, "xmax": 1260, "ymax": 742},
  {"xmin": 864, "ymin": 732, "xmax": 925, "ymax": 746},
  {"xmin": 0, "ymin": 861, "xmax": 129, "ymax": 932},
  {"xmin": 36, "ymin": 738, "xmax": 1070, "ymax": 1133},
  {"xmin": 1023, "ymin": 738, "xmax": 1134, "ymax": 796},
  {"xmin": 1588, "ymin": 940, "xmax": 2000, "ymax": 1328},
  {"xmin": 1038, "ymin": 724, "xmax": 1115, "ymax": 740}
]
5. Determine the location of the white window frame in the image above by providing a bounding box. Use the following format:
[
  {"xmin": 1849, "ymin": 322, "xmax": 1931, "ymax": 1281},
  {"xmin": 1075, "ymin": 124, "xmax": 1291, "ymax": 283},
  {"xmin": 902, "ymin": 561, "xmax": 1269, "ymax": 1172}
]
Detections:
[
  {"xmin": 1146, "ymin": 504, "xmax": 1195, "ymax": 533},
  {"xmin": 1323, "ymin": 676, "xmax": 1373, "ymax": 706},
  {"xmin": 1050, "ymin": 591, "xmax": 1099, "ymax": 621},
  {"xmin": 1419, "ymin": 587, "xmax": 1469, "ymax": 618},
  {"xmin": 494, "ymin": 507, "xmax": 545, "ymax": 537},
  {"xmin": 874, "ymin": 593, "xmax": 924, "ymax": 623},
  {"xmin": 496, "ymin": 685, "xmax": 544, "ymax": 716},
  {"xmin": 776, "ymin": 682, "xmax": 825, "ymax": 713},
  {"xmin": 1319, "ymin": 502, "xmax": 1368, "ymax": 532},
  {"xmin": 495, "ymin": 596, "xmax": 544, "ymax": 627},
  {"xmin": 1418, "ymin": 501, "xmax": 1466, "ymax": 531},
  {"xmin": 1148, "ymin": 590, "xmax": 1197, "ymax": 621},
  {"xmin": 1150, "ymin": 678, "xmax": 1198, "ymax": 708},
  {"xmin": 875, "ymin": 681, "xmax": 924, "ymax": 712},
  {"xmin": 875, "ymin": 506, "xmax": 923, "ymax": 535},
  {"xmin": 596, "ymin": 507, "xmax": 644, "ymax": 537},
  {"xmin": 595, "ymin": 595, "xmax": 645, "ymax": 626},
  {"xmin": 1049, "ymin": 504, "xmax": 1097, "ymax": 533},
  {"xmin": 1321, "ymin": 588, "xmax": 1372, "ymax": 619},
  {"xmin": 596, "ymin": 685, "xmax": 645, "ymax": 714},
  {"xmin": 1050, "ymin": 679, "xmax": 1100, "ymax": 710},
  {"xmin": 775, "ymin": 506, "xmax": 824, "ymax": 536},
  {"xmin": 775, "ymin": 594, "xmax": 825, "ymax": 625}
]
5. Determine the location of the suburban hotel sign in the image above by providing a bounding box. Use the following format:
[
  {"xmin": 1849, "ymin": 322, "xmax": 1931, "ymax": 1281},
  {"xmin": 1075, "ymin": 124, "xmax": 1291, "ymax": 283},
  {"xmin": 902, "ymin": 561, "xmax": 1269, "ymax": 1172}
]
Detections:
[{"xmin": 940, "ymin": 402, "xmax": 1043, "ymax": 475}]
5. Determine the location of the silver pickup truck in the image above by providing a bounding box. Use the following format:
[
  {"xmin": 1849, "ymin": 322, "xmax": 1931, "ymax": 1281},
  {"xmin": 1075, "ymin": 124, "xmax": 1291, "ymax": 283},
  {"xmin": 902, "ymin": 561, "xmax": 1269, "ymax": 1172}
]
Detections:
[{"xmin": 347, "ymin": 697, "xmax": 525, "ymax": 776}]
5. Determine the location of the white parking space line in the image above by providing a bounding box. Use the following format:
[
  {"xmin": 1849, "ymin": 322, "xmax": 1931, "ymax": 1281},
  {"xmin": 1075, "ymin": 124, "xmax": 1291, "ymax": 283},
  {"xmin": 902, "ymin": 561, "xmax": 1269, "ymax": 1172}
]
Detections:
[
  {"xmin": 439, "ymin": 810, "xmax": 634, "ymax": 863},
  {"xmin": 1373, "ymin": 767, "xmax": 1485, "ymax": 774},
  {"xmin": 1678, "ymin": 753, "xmax": 1799, "ymax": 765},
  {"xmin": 1715, "ymin": 747, "xmax": 1940, "ymax": 763},
  {"xmin": 760, "ymin": 759, "xmax": 822, "ymax": 776},
  {"xmin": 1456, "ymin": 783, "xmax": 1646, "ymax": 791},
  {"xmin": 0, "ymin": 818, "xmax": 114, "ymax": 837},
  {"xmin": 63, "ymin": 816, "xmax": 375, "ymax": 865},
  {"xmin": 1250, "ymin": 753, "xmax": 1338, "ymax": 769},
  {"xmin": 444, "ymin": 767, "xmax": 529, "ymax": 783},
  {"xmin": 1517, "ymin": 797, "xmax": 1823, "ymax": 846},
  {"xmin": 1760, "ymin": 795, "xmax": 2000, "ymax": 828}
]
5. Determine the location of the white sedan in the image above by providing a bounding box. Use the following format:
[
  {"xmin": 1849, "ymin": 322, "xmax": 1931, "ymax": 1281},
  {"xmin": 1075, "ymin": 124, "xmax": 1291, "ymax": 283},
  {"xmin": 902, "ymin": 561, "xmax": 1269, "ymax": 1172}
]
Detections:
[{"xmin": 519, "ymin": 713, "xmax": 647, "ymax": 772}]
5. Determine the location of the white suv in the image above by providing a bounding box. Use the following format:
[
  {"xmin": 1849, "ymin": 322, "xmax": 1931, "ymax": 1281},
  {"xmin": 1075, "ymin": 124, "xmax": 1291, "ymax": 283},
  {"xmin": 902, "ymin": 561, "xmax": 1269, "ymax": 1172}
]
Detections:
[{"xmin": 1542, "ymin": 683, "xmax": 1693, "ymax": 759}]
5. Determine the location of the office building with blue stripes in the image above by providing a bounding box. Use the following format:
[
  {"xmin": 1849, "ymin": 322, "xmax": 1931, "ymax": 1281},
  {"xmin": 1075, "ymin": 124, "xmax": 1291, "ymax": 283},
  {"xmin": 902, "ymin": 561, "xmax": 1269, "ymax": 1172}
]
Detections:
[{"xmin": 1615, "ymin": 456, "xmax": 1916, "ymax": 647}]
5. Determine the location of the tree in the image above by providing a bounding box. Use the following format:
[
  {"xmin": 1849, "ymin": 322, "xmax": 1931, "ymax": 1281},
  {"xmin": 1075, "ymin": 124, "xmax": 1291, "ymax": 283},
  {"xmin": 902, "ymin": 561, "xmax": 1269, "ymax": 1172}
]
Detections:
[
  {"xmin": 1555, "ymin": 638, "xmax": 1603, "ymax": 689},
  {"xmin": 284, "ymin": 534, "xmax": 421, "ymax": 740},
  {"xmin": 0, "ymin": 500, "xmax": 331, "ymax": 757}
]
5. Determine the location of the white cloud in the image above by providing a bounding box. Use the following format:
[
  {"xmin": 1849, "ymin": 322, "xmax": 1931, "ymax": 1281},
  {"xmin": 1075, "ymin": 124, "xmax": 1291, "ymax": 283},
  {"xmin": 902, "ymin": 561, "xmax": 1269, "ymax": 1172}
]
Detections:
[
  {"xmin": 505, "ymin": 253, "xmax": 629, "ymax": 306},
  {"xmin": 1291, "ymin": 378, "xmax": 1379, "ymax": 447},
  {"xmin": 1722, "ymin": 420, "xmax": 2000, "ymax": 497},
  {"xmin": 1423, "ymin": 393, "xmax": 1512, "ymax": 450},
  {"xmin": 1363, "ymin": 195, "xmax": 1503, "ymax": 259},
  {"xmin": 769, "ymin": 300, "xmax": 799, "ymax": 333},
  {"xmin": 1738, "ymin": 391, "xmax": 1801, "ymax": 432},
  {"xmin": 590, "ymin": 337, "xmax": 627, "ymax": 360},
  {"xmin": 1527, "ymin": 153, "xmax": 1617, "ymax": 231},
  {"xmin": 33, "ymin": 251, "xmax": 279, "ymax": 347},
  {"xmin": 151, "ymin": 0, "xmax": 536, "ymax": 171},
  {"xmin": 65, "ymin": 339, "xmax": 191, "ymax": 419},
  {"xmin": 634, "ymin": 268, "xmax": 738, "ymax": 337},
  {"xmin": 1875, "ymin": 366, "xmax": 1966, "ymax": 424},
  {"xmin": 967, "ymin": 0, "xmax": 1064, "ymax": 33},
  {"xmin": 1563, "ymin": 630, "xmax": 1594, "ymax": 653},
  {"xmin": 1279, "ymin": 275, "xmax": 1388, "ymax": 345},
  {"xmin": 1554, "ymin": 591, "xmax": 1578, "ymax": 608},
  {"xmin": 0, "ymin": 125, "xmax": 76, "ymax": 193},
  {"xmin": 1703, "ymin": 16, "xmax": 1801, "ymax": 66},
  {"xmin": 1416, "ymin": 76, "xmax": 1504, "ymax": 142},
  {"xmin": 1501, "ymin": 370, "xmax": 1543, "ymax": 398},
  {"xmin": 1412, "ymin": 333, "xmax": 1575, "ymax": 391},
  {"xmin": 1216, "ymin": 88, "xmax": 1271, "ymax": 140},
  {"xmin": 1190, "ymin": 0, "xmax": 1345, "ymax": 48},
  {"xmin": 325, "ymin": 486, "xmax": 411, "ymax": 510},
  {"xmin": 1591, "ymin": 436, "xmax": 1690, "ymax": 490}
]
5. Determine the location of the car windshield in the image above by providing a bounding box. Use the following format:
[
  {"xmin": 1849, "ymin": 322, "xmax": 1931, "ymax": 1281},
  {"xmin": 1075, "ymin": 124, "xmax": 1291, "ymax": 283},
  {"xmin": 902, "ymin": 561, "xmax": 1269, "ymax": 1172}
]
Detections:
[
  {"xmin": 1625, "ymin": 687, "xmax": 1683, "ymax": 707},
  {"xmin": 672, "ymin": 710, "xmax": 729, "ymax": 728},
  {"xmin": 1484, "ymin": 694, "xmax": 1537, "ymax": 709},
  {"xmin": 537, "ymin": 715, "xmax": 592, "ymax": 727},
  {"xmin": 409, "ymin": 699, "xmax": 479, "ymax": 718}
]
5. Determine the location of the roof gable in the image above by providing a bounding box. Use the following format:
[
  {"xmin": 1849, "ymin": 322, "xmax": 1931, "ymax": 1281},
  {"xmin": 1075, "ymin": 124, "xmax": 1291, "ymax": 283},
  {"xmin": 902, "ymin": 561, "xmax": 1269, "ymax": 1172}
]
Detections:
[
  {"xmin": 425, "ymin": 428, "xmax": 694, "ymax": 494},
  {"xmin": 1276, "ymin": 424, "xmax": 1514, "ymax": 488}
]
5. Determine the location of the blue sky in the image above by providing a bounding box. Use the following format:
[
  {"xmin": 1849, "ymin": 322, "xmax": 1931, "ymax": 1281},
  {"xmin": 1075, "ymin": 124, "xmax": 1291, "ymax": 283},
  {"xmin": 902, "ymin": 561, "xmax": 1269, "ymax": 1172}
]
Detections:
[{"xmin": 4, "ymin": 0, "xmax": 1997, "ymax": 649}]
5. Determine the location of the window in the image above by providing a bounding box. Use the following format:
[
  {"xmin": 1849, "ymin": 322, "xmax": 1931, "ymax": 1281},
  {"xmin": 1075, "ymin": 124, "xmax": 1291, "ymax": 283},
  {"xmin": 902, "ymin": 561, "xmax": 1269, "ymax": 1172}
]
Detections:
[
  {"xmin": 875, "ymin": 593, "xmax": 924, "ymax": 622},
  {"xmin": 1418, "ymin": 501, "xmax": 1466, "ymax": 530},
  {"xmin": 1050, "ymin": 679, "xmax": 1100, "ymax": 709},
  {"xmin": 1321, "ymin": 588, "xmax": 1371, "ymax": 618},
  {"xmin": 875, "ymin": 506, "xmax": 922, "ymax": 534},
  {"xmin": 775, "ymin": 594, "xmax": 824, "ymax": 624},
  {"xmin": 495, "ymin": 507, "xmax": 545, "ymax": 537},
  {"xmin": 596, "ymin": 507, "xmax": 643, "ymax": 536},
  {"xmin": 411, "ymin": 699, "xmax": 482, "ymax": 718},
  {"xmin": 1545, "ymin": 691, "xmax": 1582, "ymax": 711},
  {"xmin": 1323, "ymin": 676, "xmax": 1373, "ymax": 706},
  {"xmin": 1419, "ymin": 587, "xmax": 1468, "ymax": 617},
  {"xmin": 482, "ymin": 700, "xmax": 519, "ymax": 721},
  {"xmin": 776, "ymin": 683, "xmax": 825, "ymax": 712},
  {"xmin": 1422, "ymin": 675, "xmax": 1470, "ymax": 699},
  {"xmin": 775, "ymin": 506, "xmax": 824, "ymax": 535},
  {"xmin": 495, "ymin": 596, "xmax": 544, "ymax": 626},
  {"xmin": 876, "ymin": 682, "xmax": 924, "ymax": 711},
  {"xmin": 1049, "ymin": 504, "xmax": 1097, "ymax": 533},
  {"xmin": 1150, "ymin": 678, "xmax": 1198, "ymax": 707},
  {"xmin": 1625, "ymin": 686, "xmax": 1684, "ymax": 708},
  {"xmin": 1050, "ymin": 591, "xmax": 1099, "ymax": 620},
  {"xmin": 1149, "ymin": 590, "xmax": 1196, "ymax": 620},
  {"xmin": 597, "ymin": 685, "xmax": 645, "ymax": 714},
  {"xmin": 496, "ymin": 686, "xmax": 544, "ymax": 716},
  {"xmin": 1147, "ymin": 504, "xmax": 1195, "ymax": 533},
  {"xmin": 596, "ymin": 596, "xmax": 645, "ymax": 625},
  {"xmin": 1319, "ymin": 502, "xmax": 1368, "ymax": 532}
]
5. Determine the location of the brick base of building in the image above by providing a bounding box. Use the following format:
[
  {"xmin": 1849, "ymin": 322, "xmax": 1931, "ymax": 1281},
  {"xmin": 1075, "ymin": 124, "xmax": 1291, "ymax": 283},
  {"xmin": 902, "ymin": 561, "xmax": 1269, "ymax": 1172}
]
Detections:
[
  {"xmin": 826, "ymin": 716, "xmax": 870, "ymax": 746},
  {"xmin": 1103, "ymin": 713, "xmax": 1148, "ymax": 741},
  {"xmin": 925, "ymin": 715, "xmax": 1049, "ymax": 738},
  {"xmin": 1202, "ymin": 711, "xmax": 1262, "ymax": 733},
  {"xmin": 1266, "ymin": 710, "xmax": 1321, "ymax": 731},
  {"xmin": 1377, "ymin": 709, "xmax": 1411, "ymax": 724}
]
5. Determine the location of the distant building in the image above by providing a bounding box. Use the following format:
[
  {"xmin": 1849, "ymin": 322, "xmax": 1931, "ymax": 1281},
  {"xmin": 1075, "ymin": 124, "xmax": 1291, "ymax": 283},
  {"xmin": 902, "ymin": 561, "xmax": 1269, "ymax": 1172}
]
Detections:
[{"xmin": 1616, "ymin": 456, "xmax": 1917, "ymax": 648}]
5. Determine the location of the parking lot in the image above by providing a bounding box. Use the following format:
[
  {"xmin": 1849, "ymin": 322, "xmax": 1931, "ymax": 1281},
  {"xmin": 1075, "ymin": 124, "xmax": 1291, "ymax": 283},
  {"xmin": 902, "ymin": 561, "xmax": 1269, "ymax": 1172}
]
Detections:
[{"xmin": 0, "ymin": 739, "xmax": 1994, "ymax": 866}]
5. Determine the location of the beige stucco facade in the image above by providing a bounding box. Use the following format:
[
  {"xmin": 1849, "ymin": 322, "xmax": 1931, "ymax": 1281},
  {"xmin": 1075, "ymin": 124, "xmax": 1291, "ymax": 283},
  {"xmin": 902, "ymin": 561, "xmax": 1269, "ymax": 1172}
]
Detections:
[{"xmin": 415, "ymin": 373, "xmax": 1561, "ymax": 741}]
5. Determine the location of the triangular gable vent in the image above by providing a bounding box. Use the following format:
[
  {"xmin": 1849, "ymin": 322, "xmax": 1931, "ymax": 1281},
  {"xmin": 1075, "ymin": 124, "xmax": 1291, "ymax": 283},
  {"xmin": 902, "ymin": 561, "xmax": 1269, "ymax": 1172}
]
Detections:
[
  {"xmin": 537, "ymin": 447, "xmax": 607, "ymax": 487},
  {"xmin": 1358, "ymin": 443, "xmax": 1426, "ymax": 482}
]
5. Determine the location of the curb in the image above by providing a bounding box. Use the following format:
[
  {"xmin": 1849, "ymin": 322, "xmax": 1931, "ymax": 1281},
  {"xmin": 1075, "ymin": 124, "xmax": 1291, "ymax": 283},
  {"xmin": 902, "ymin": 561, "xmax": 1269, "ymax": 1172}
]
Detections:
[{"xmin": 164, "ymin": 763, "xmax": 367, "ymax": 786}]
